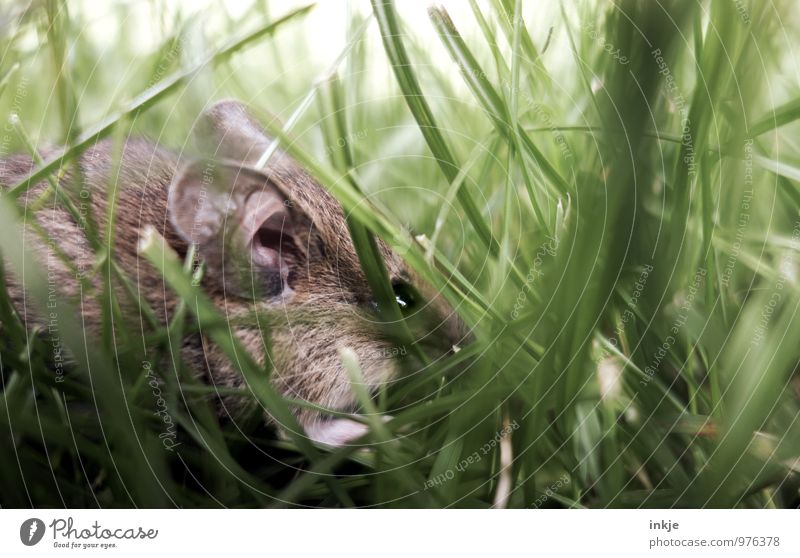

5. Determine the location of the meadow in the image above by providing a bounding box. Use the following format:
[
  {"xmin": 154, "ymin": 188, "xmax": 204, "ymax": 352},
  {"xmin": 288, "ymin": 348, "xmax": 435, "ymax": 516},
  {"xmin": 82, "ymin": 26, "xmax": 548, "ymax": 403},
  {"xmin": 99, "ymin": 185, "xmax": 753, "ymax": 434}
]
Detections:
[{"xmin": 0, "ymin": 0, "xmax": 799, "ymax": 508}]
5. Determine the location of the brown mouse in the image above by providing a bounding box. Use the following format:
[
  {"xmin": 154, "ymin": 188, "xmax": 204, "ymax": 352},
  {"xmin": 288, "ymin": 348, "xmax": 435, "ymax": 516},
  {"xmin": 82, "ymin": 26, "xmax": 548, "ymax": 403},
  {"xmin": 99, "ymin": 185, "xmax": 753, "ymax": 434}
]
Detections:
[{"xmin": 0, "ymin": 99, "xmax": 465, "ymax": 447}]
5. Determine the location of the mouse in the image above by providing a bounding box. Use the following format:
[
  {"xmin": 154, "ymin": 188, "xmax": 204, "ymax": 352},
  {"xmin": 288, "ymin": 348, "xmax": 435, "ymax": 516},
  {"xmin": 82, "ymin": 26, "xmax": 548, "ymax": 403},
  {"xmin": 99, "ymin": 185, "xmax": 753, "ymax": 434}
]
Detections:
[{"xmin": 0, "ymin": 99, "xmax": 467, "ymax": 447}]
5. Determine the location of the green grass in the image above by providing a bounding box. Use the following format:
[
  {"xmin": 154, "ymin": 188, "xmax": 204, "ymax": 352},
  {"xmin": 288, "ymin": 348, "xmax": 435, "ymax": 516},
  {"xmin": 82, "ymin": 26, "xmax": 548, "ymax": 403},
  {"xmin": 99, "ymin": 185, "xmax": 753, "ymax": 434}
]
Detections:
[{"xmin": 1, "ymin": 0, "xmax": 800, "ymax": 508}]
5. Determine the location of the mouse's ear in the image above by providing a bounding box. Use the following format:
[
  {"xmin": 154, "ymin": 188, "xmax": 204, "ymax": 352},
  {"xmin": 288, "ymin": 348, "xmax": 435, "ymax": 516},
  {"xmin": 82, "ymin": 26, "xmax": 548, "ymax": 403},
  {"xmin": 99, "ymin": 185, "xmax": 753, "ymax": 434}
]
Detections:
[
  {"xmin": 195, "ymin": 99, "xmax": 276, "ymax": 167},
  {"xmin": 195, "ymin": 99, "xmax": 348, "ymax": 232},
  {"xmin": 168, "ymin": 159, "xmax": 307, "ymax": 299}
]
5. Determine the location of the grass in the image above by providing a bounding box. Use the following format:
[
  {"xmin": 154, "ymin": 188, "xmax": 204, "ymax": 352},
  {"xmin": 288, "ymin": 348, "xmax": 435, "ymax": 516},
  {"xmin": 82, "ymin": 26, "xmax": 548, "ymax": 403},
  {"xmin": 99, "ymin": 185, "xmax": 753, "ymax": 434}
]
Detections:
[{"xmin": 1, "ymin": 0, "xmax": 799, "ymax": 508}]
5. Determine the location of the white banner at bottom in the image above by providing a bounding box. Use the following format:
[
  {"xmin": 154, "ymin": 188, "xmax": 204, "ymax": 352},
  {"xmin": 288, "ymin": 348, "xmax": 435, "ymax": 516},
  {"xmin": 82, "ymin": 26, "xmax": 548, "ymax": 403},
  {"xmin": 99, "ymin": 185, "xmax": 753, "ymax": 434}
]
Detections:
[{"xmin": 1, "ymin": 509, "xmax": 797, "ymax": 557}]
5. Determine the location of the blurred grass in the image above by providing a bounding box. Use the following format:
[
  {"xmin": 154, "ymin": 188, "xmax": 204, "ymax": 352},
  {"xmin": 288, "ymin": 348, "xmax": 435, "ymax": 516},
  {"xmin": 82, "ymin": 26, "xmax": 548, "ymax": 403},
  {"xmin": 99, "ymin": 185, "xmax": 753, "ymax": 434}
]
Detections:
[{"xmin": 1, "ymin": 0, "xmax": 799, "ymax": 508}]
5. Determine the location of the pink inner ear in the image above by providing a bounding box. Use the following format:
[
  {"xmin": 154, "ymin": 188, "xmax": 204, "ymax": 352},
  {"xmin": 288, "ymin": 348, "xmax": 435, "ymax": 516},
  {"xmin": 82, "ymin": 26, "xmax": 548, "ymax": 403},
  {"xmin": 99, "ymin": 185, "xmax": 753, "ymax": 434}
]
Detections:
[
  {"xmin": 243, "ymin": 190, "xmax": 293, "ymax": 275},
  {"xmin": 253, "ymin": 213, "xmax": 290, "ymax": 268}
]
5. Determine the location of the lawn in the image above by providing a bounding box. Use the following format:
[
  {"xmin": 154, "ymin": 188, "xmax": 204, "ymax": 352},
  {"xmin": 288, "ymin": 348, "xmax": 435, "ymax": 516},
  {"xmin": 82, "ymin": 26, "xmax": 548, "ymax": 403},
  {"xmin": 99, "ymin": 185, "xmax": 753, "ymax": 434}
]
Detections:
[{"xmin": 1, "ymin": 0, "xmax": 799, "ymax": 508}]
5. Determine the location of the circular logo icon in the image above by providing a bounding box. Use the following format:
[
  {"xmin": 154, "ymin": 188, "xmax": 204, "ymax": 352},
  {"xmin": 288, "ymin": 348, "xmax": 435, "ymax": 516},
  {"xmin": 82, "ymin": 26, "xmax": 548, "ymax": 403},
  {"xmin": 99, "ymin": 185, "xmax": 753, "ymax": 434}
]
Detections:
[{"xmin": 20, "ymin": 518, "xmax": 45, "ymax": 546}]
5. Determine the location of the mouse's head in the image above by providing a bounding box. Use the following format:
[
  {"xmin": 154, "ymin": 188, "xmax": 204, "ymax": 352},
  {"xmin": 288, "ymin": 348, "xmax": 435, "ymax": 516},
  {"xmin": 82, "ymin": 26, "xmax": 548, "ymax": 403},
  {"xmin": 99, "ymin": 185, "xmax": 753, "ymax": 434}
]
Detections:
[{"xmin": 166, "ymin": 100, "xmax": 464, "ymax": 431}]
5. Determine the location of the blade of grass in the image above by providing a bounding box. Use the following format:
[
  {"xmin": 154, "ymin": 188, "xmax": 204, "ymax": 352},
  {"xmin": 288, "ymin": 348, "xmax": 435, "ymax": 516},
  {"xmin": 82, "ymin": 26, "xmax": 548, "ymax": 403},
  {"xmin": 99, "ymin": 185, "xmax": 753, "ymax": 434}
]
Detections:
[
  {"xmin": 428, "ymin": 5, "xmax": 570, "ymax": 199},
  {"xmin": 0, "ymin": 196, "xmax": 172, "ymax": 507},
  {"xmin": 8, "ymin": 3, "xmax": 314, "ymax": 198},
  {"xmin": 749, "ymin": 95, "xmax": 800, "ymax": 137},
  {"xmin": 137, "ymin": 226, "xmax": 355, "ymax": 507},
  {"xmin": 253, "ymin": 12, "xmax": 373, "ymax": 170},
  {"xmin": 317, "ymin": 73, "xmax": 430, "ymax": 366},
  {"xmin": 339, "ymin": 347, "xmax": 427, "ymax": 503},
  {"xmin": 371, "ymin": 0, "xmax": 498, "ymax": 254},
  {"xmin": 428, "ymin": 133, "xmax": 501, "ymax": 262}
]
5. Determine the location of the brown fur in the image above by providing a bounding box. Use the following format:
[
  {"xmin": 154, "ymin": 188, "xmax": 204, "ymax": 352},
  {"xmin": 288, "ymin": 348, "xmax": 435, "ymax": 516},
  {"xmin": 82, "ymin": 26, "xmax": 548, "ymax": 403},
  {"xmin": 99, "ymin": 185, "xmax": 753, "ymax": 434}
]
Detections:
[{"xmin": 0, "ymin": 100, "xmax": 462, "ymax": 445}]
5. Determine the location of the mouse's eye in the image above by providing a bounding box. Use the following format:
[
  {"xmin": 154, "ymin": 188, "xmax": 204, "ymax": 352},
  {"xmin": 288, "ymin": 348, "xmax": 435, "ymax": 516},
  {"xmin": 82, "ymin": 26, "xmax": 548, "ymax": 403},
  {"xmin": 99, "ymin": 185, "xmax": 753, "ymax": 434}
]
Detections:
[{"xmin": 392, "ymin": 280, "xmax": 418, "ymax": 312}]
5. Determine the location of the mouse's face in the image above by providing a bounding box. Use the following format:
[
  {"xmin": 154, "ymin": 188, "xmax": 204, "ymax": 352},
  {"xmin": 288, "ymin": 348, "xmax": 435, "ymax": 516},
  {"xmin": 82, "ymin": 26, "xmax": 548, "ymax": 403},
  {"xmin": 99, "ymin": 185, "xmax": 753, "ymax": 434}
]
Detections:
[{"xmin": 166, "ymin": 101, "xmax": 462, "ymax": 428}]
